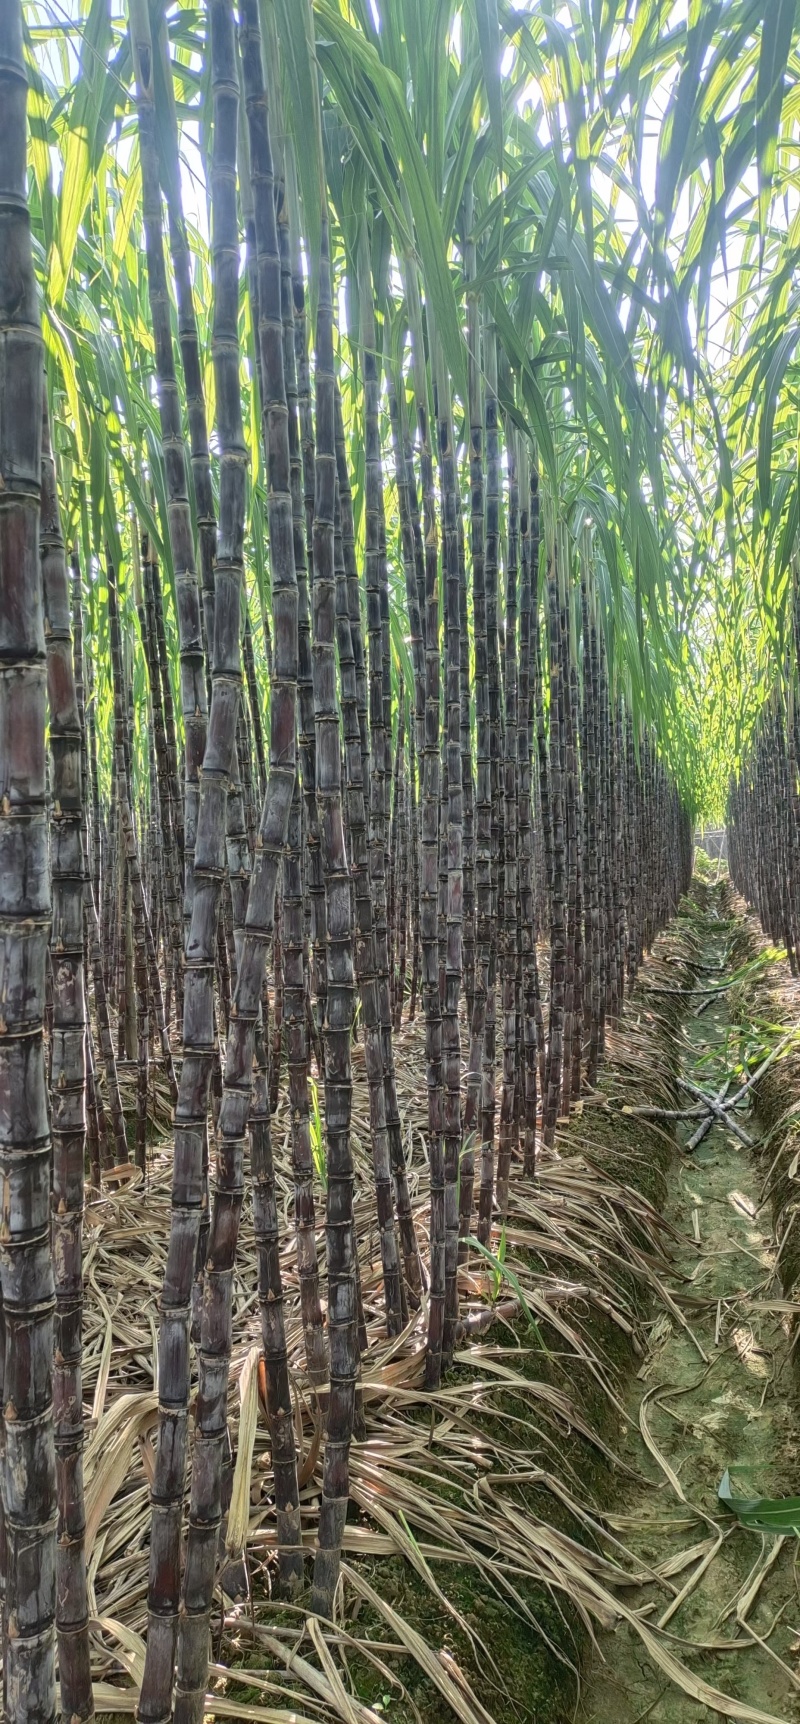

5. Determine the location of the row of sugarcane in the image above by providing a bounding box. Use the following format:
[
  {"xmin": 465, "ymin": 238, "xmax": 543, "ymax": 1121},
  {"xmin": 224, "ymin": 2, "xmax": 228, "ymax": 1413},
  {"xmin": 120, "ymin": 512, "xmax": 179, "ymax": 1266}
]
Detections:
[
  {"xmin": 727, "ymin": 580, "xmax": 800, "ymax": 963},
  {"xmin": 0, "ymin": 3, "xmax": 693, "ymax": 1721}
]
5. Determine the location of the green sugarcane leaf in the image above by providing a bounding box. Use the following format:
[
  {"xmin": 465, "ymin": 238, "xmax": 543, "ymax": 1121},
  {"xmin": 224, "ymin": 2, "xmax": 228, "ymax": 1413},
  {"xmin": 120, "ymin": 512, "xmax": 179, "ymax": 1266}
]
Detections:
[
  {"xmin": 316, "ymin": 2, "xmax": 467, "ymax": 403},
  {"xmin": 756, "ymin": 325, "xmax": 798, "ymax": 516},
  {"xmin": 273, "ymin": 0, "xmax": 323, "ymax": 310},
  {"xmin": 719, "ymin": 1470, "xmax": 800, "ymax": 1534},
  {"xmin": 466, "ymin": 1235, "xmax": 546, "ymax": 1350},
  {"xmin": 542, "ymin": 14, "xmax": 594, "ymax": 269},
  {"xmin": 473, "ymin": 0, "xmax": 503, "ymax": 168},
  {"xmin": 755, "ymin": 0, "xmax": 797, "ymax": 243},
  {"xmin": 52, "ymin": 0, "xmax": 113, "ymax": 305},
  {"xmin": 653, "ymin": 0, "xmax": 722, "ymax": 262}
]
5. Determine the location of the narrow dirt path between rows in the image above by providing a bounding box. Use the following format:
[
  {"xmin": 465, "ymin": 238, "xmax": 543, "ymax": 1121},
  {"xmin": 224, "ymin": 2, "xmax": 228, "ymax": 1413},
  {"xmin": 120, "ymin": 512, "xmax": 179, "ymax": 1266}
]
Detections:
[{"xmin": 581, "ymin": 883, "xmax": 800, "ymax": 1724}]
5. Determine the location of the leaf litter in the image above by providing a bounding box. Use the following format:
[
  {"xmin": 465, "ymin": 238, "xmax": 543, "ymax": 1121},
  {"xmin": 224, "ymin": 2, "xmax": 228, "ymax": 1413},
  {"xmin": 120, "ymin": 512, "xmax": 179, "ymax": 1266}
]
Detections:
[{"xmin": 86, "ymin": 884, "xmax": 800, "ymax": 1724}]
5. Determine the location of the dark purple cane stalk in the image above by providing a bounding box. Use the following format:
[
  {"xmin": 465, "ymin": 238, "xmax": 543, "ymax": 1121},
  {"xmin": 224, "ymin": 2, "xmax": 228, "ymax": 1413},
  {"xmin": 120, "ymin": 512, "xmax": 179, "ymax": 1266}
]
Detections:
[
  {"xmin": 543, "ymin": 522, "xmax": 566, "ymax": 1147},
  {"xmin": 497, "ymin": 425, "xmax": 520, "ymax": 1217},
  {"xmin": 477, "ymin": 324, "xmax": 500, "ymax": 1243},
  {"xmin": 0, "ymin": 10, "xmax": 57, "ymax": 1715},
  {"xmin": 334, "ymin": 486, "xmax": 406, "ymax": 1335},
  {"xmin": 519, "ymin": 460, "xmax": 540, "ymax": 1176},
  {"xmin": 436, "ymin": 354, "xmax": 464, "ymax": 1368},
  {"xmin": 41, "ymin": 398, "xmax": 94, "ymax": 1724},
  {"xmin": 129, "ymin": 0, "xmax": 206, "ymax": 947},
  {"xmin": 310, "ymin": 223, "xmax": 359, "ymax": 1618}
]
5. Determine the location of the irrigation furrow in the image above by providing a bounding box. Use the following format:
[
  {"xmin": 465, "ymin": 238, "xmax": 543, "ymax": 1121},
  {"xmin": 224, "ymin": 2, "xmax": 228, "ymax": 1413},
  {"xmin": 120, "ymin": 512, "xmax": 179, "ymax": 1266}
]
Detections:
[{"xmin": 581, "ymin": 879, "xmax": 800, "ymax": 1724}]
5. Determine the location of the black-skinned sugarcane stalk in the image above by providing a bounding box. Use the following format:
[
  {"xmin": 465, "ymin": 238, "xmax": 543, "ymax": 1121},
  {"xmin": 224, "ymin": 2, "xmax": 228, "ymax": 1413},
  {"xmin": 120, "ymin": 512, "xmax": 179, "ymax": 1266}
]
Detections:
[
  {"xmin": 458, "ymin": 496, "xmax": 475, "ymax": 1030},
  {"xmin": 85, "ymin": 648, "xmax": 101, "ymax": 927},
  {"xmin": 85, "ymin": 1001, "xmax": 103, "ymax": 1188},
  {"xmin": 242, "ymin": 610, "xmax": 266, "ymax": 801},
  {"xmin": 100, "ymin": 797, "xmax": 113, "ymax": 1000},
  {"xmin": 152, "ymin": 550, "xmax": 184, "ymax": 869},
  {"xmin": 411, "ymin": 293, "xmax": 446, "ymax": 1385},
  {"xmin": 285, "ymin": 162, "xmax": 327, "ymax": 1042},
  {"xmin": 88, "ymin": 904, "xmax": 128, "ymax": 1167},
  {"xmin": 237, "ymin": 0, "xmax": 304, "ymax": 1596},
  {"xmin": 458, "ymin": 188, "xmax": 477, "ymax": 1029},
  {"xmin": 578, "ymin": 547, "xmax": 592, "ymax": 1056},
  {"xmin": 110, "ymin": 692, "xmax": 129, "ymax": 1060},
  {"xmin": 107, "ymin": 559, "xmax": 150, "ymax": 1173},
  {"xmin": 388, "ymin": 702, "xmax": 405, "ymax": 1013},
  {"xmin": 269, "ymin": 874, "xmax": 284, "ymax": 1120},
  {"xmin": 0, "ymin": 9, "xmax": 57, "ymax": 1715},
  {"xmin": 226, "ymin": 726, "xmax": 251, "ymax": 979},
  {"xmin": 361, "ymin": 261, "xmax": 422, "ymax": 1308},
  {"xmin": 386, "ymin": 343, "xmax": 425, "ymax": 759},
  {"xmin": 408, "ymin": 718, "xmax": 421, "ymax": 1023},
  {"xmin": 282, "ymin": 777, "xmax": 327, "ymax": 1384},
  {"xmin": 141, "ymin": 536, "xmax": 182, "ymax": 1023},
  {"xmin": 532, "ymin": 522, "xmax": 552, "ymax": 926},
  {"xmin": 286, "ymin": 146, "xmax": 316, "ymax": 602},
  {"xmin": 437, "ymin": 727, "xmax": 448, "ymax": 1010},
  {"xmin": 359, "ymin": 277, "xmax": 392, "ymax": 1151},
  {"xmin": 582, "ymin": 542, "xmax": 602, "ymax": 1086},
  {"xmin": 153, "ymin": 3, "xmax": 217, "ymax": 670},
  {"xmin": 478, "ymin": 324, "xmax": 500, "ymax": 1244},
  {"xmin": 611, "ymin": 701, "xmax": 626, "ymax": 1015},
  {"xmin": 561, "ymin": 554, "xmax": 577, "ymax": 1117},
  {"xmin": 150, "ymin": 13, "xmax": 230, "ymax": 1148},
  {"xmin": 460, "ymin": 225, "xmax": 487, "ymax": 1246},
  {"xmin": 543, "ymin": 518, "xmax": 566, "ymax": 1147},
  {"xmin": 597, "ymin": 628, "xmax": 612, "ymax": 1050},
  {"xmin": 74, "ymin": 555, "xmax": 128, "ymax": 1171},
  {"xmin": 129, "ymin": 0, "xmax": 206, "ymax": 948},
  {"xmin": 520, "ymin": 460, "xmax": 539, "ymax": 1176},
  {"xmin": 391, "ymin": 265, "xmax": 437, "ymax": 1317},
  {"xmin": 335, "ymin": 480, "xmax": 406, "ymax": 1335},
  {"xmin": 111, "ymin": 691, "xmax": 140, "ymax": 1048},
  {"xmin": 235, "ymin": 695, "xmax": 258, "ymax": 858},
  {"xmin": 171, "ymin": 6, "xmax": 306, "ymax": 1713},
  {"xmin": 497, "ymin": 423, "xmax": 520, "ymax": 1217},
  {"xmin": 239, "ymin": 10, "xmax": 317, "ymax": 1599},
  {"xmin": 146, "ymin": 730, "xmax": 166, "ymax": 1009},
  {"xmin": 136, "ymin": 0, "xmax": 252, "ymax": 1704},
  {"xmin": 311, "ymin": 222, "xmax": 359, "ymax": 1619},
  {"xmin": 41, "ymin": 399, "xmax": 93, "ymax": 1724},
  {"xmin": 569, "ymin": 599, "xmax": 584, "ymax": 1104},
  {"xmin": 378, "ymin": 706, "xmax": 419, "ymax": 1296},
  {"xmin": 334, "ymin": 386, "xmax": 371, "ymax": 845},
  {"xmin": 279, "ymin": 189, "xmax": 326, "ymax": 1079},
  {"xmin": 277, "ymin": 191, "xmax": 326, "ymax": 1387},
  {"xmin": 71, "ymin": 564, "xmax": 108, "ymax": 1184},
  {"xmin": 153, "ymin": 0, "xmax": 232, "ymax": 1064},
  {"xmin": 435, "ymin": 342, "xmax": 464, "ymax": 1368},
  {"xmin": 398, "ymin": 360, "xmax": 427, "ymax": 675},
  {"xmin": 394, "ymin": 720, "xmax": 409, "ymax": 1029},
  {"xmin": 129, "ymin": 535, "xmax": 178, "ymax": 1108}
]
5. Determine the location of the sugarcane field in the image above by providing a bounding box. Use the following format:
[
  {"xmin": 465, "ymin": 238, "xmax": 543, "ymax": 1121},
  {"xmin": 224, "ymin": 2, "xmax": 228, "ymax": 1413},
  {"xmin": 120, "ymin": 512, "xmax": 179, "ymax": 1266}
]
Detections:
[{"xmin": 10, "ymin": 3, "xmax": 800, "ymax": 1722}]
